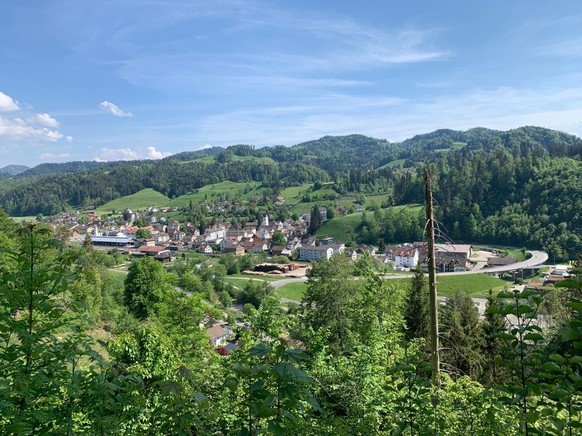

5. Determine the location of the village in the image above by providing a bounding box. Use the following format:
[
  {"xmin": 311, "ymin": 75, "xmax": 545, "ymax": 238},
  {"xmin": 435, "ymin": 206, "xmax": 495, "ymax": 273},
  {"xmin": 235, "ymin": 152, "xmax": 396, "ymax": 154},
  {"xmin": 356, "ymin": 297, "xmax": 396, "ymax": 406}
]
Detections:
[{"xmin": 49, "ymin": 204, "xmax": 495, "ymax": 274}]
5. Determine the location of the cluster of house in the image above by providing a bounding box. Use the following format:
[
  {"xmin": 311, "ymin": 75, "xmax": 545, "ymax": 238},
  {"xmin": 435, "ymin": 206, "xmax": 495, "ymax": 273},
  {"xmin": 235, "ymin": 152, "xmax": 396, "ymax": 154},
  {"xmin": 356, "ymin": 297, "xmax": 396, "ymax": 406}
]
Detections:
[
  {"xmin": 54, "ymin": 208, "xmax": 476, "ymax": 270},
  {"xmin": 64, "ymin": 211, "xmax": 314, "ymax": 262},
  {"xmin": 526, "ymin": 267, "xmax": 573, "ymax": 292},
  {"xmin": 383, "ymin": 243, "xmax": 474, "ymax": 272}
]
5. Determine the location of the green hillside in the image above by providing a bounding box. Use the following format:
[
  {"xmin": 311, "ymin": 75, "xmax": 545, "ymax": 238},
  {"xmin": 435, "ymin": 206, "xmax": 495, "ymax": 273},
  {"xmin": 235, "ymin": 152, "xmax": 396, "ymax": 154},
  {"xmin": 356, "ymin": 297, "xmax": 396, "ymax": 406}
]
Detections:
[
  {"xmin": 170, "ymin": 181, "xmax": 264, "ymax": 207},
  {"xmin": 97, "ymin": 189, "xmax": 171, "ymax": 213},
  {"xmin": 96, "ymin": 181, "xmax": 266, "ymax": 212},
  {"xmin": 315, "ymin": 204, "xmax": 423, "ymax": 243},
  {"xmin": 315, "ymin": 213, "xmax": 363, "ymax": 242},
  {"xmin": 378, "ymin": 159, "xmax": 406, "ymax": 169}
]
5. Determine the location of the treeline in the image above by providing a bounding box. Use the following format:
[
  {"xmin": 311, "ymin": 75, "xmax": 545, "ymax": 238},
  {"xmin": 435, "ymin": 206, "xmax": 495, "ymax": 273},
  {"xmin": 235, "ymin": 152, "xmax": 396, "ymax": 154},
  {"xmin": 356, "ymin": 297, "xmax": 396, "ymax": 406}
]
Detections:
[
  {"xmin": 1, "ymin": 219, "xmax": 582, "ymax": 434},
  {"xmin": 0, "ymin": 159, "xmax": 329, "ymax": 216}
]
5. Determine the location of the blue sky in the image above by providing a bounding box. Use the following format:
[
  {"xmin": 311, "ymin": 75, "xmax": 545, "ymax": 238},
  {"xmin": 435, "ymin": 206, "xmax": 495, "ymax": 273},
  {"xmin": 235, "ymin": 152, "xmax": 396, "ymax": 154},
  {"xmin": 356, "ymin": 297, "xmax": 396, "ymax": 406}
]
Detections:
[{"xmin": 1, "ymin": 0, "xmax": 582, "ymax": 165}]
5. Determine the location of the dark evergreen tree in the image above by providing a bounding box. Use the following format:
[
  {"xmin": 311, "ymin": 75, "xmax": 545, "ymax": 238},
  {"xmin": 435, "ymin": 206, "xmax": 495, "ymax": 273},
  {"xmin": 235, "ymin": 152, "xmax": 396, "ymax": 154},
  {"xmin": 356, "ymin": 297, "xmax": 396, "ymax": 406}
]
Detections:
[
  {"xmin": 440, "ymin": 291, "xmax": 484, "ymax": 378},
  {"xmin": 403, "ymin": 266, "xmax": 429, "ymax": 341},
  {"xmin": 308, "ymin": 204, "xmax": 322, "ymax": 235},
  {"xmin": 480, "ymin": 289, "xmax": 507, "ymax": 385}
]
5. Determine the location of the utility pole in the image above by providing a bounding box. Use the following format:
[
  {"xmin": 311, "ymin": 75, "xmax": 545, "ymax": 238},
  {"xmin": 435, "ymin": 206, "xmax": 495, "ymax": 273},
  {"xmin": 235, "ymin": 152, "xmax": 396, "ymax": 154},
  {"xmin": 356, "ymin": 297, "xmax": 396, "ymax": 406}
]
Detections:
[{"xmin": 424, "ymin": 168, "xmax": 440, "ymax": 384}]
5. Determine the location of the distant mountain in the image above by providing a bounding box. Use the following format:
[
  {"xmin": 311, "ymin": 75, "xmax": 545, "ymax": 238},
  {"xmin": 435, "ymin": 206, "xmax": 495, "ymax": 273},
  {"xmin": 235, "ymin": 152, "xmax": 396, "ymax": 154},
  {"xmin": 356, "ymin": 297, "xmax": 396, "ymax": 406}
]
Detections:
[
  {"xmin": 16, "ymin": 161, "xmax": 114, "ymax": 178},
  {"xmin": 0, "ymin": 125, "xmax": 580, "ymax": 216},
  {"xmin": 0, "ymin": 164, "xmax": 29, "ymax": 176}
]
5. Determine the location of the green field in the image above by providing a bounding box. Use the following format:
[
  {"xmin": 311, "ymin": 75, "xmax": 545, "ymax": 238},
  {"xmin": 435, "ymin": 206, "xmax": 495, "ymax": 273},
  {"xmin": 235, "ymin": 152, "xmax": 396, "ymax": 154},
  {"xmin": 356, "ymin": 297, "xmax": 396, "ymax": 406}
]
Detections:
[
  {"xmin": 276, "ymin": 282, "xmax": 307, "ymax": 301},
  {"xmin": 378, "ymin": 159, "xmax": 406, "ymax": 169},
  {"xmin": 315, "ymin": 212, "xmax": 363, "ymax": 242},
  {"xmin": 275, "ymin": 273, "xmax": 508, "ymax": 302},
  {"xmin": 97, "ymin": 189, "xmax": 171, "ymax": 213},
  {"xmin": 97, "ymin": 181, "xmax": 266, "ymax": 212},
  {"xmin": 170, "ymin": 181, "xmax": 264, "ymax": 207},
  {"xmin": 10, "ymin": 216, "xmax": 37, "ymax": 222},
  {"xmin": 388, "ymin": 273, "xmax": 508, "ymax": 297},
  {"xmin": 436, "ymin": 274, "xmax": 508, "ymax": 297},
  {"xmin": 315, "ymin": 204, "xmax": 422, "ymax": 243},
  {"xmin": 280, "ymin": 185, "xmax": 313, "ymax": 204}
]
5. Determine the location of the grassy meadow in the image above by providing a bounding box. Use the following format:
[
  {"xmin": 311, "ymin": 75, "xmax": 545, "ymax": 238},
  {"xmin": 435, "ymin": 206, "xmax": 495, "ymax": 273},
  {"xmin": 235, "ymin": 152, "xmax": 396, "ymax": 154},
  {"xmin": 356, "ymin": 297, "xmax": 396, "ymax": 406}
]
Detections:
[
  {"xmin": 97, "ymin": 189, "xmax": 171, "ymax": 213},
  {"xmin": 275, "ymin": 273, "xmax": 509, "ymax": 302}
]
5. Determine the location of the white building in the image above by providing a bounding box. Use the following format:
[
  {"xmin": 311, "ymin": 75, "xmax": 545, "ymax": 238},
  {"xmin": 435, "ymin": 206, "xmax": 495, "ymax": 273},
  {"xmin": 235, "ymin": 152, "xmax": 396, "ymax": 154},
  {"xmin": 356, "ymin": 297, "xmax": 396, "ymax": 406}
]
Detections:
[
  {"xmin": 394, "ymin": 246, "xmax": 419, "ymax": 268},
  {"xmin": 300, "ymin": 246, "xmax": 334, "ymax": 262}
]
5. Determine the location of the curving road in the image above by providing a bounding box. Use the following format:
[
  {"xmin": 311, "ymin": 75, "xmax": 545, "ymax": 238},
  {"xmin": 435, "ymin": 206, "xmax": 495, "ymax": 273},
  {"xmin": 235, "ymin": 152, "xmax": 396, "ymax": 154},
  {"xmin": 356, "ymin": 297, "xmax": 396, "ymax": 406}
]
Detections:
[{"xmin": 272, "ymin": 250, "xmax": 549, "ymax": 309}]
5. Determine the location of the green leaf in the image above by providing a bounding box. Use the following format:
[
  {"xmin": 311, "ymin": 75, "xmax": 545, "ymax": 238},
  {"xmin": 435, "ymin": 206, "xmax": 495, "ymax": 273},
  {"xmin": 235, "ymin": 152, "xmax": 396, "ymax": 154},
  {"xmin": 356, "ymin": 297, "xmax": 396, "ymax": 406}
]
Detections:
[
  {"xmin": 225, "ymin": 377, "xmax": 239, "ymax": 392},
  {"xmin": 232, "ymin": 362, "xmax": 251, "ymax": 376},
  {"xmin": 561, "ymin": 327, "xmax": 579, "ymax": 342},
  {"xmin": 306, "ymin": 394, "xmax": 322, "ymax": 413},
  {"xmin": 285, "ymin": 348, "xmax": 308, "ymax": 363},
  {"xmin": 249, "ymin": 343, "xmax": 270, "ymax": 358},
  {"xmin": 524, "ymin": 333, "xmax": 544, "ymax": 342},
  {"xmin": 540, "ymin": 362, "xmax": 561, "ymax": 373}
]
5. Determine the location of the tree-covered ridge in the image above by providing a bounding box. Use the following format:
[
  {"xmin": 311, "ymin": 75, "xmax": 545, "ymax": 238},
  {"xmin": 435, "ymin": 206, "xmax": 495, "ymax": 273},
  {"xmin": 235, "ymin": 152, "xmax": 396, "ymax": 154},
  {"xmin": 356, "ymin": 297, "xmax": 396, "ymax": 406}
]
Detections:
[
  {"xmin": 13, "ymin": 160, "xmax": 115, "ymax": 178},
  {"xmin": 0, "ymin": 164, "xmax": 29, "ymax": 177},
  {"xmin": 0, "ymin": 125, "xmax": 581, "ymax": 258}
]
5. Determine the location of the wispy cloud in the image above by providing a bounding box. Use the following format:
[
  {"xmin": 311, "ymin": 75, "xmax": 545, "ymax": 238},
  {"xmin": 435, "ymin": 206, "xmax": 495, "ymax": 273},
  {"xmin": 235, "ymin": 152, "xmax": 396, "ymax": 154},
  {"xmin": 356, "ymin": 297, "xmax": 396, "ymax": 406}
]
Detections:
[
  {"xmin": 28, "ymin": 113, "xmax": 60, "ymax": 128},
  {"xmin": 99, "ymin": 101, "xmax": 133, "ymax": 117},
  {"xmin": 538, "ymin": 37, "xmax": 582, "ymax": 57},
  {"xmin": 40, "ymin": 152, "xmax": 71, "ymax": 161},
  {"xmin": 186, "ymin": 84, "xmax": 582, "ymax": 147},
  {"xmin": 104, "ymin": 3, "xmax": 449, "ymax": 97}
]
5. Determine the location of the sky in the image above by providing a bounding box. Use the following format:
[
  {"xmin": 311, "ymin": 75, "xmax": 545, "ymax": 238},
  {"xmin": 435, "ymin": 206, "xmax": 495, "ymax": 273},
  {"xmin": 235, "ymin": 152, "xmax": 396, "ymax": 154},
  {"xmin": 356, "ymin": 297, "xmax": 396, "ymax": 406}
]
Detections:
[{"xmin": 1, "ymin": 0, "xmax": 582, "ymax": 166}]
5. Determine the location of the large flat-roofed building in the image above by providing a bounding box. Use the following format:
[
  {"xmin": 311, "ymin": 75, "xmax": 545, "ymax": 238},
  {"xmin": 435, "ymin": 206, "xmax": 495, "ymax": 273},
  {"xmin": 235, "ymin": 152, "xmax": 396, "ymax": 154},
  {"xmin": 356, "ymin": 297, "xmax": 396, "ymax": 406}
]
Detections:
[
  {"xmin": 435, "ymin": 244, "xmax": 472, "ymax": 265},
  {"xmin": 300, "ymin": 246, "xmax": 333, "ymax": 262},
  {"xmin": 91, "ymin": 235, "xmax": 134, "ymax": 247}
]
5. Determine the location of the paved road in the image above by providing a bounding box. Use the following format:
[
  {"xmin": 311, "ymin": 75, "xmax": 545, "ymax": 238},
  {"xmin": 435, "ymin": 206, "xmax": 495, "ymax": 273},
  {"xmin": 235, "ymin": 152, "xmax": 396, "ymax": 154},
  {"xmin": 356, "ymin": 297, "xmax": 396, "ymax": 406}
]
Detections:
[{"xmin": 271, "ymin": 250, "xmax": 549, "ymax": 312}]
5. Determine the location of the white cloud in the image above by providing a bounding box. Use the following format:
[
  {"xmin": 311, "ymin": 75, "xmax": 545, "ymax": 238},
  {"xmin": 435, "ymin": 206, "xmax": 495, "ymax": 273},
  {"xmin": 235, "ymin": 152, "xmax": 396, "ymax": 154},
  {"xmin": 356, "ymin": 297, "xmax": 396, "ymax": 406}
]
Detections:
[
  {"xmin": 99, "ymin": 101, "xmax": 133, "ymax": 117},
  {"xmin": 0, "ymin": 115, "xmax": 65, "ymax": 142},
  {"xmin": 94, "ymin": 147, "xmax": 139, "ymax": 161},
  {"xmin": 0, "ymin": 92, "xmax": 70, "ymax": 149},
  {"xmin": 94, "ymin": 146, "xmax": 172, "ymax": 161},
  {"xmin": 0, "ymin": 91, "xmax": 20, "ymax": 112},
  {"xmin": 146, "ymin": 146, "xmax": 172, "ymax": 159},
  {"xmin": 28, "ymin": 113, "xmax": 60, "ymax": 128},
  {"xmin": 39, "ymin": 152, "xmax": 71, "ymax": 161}
]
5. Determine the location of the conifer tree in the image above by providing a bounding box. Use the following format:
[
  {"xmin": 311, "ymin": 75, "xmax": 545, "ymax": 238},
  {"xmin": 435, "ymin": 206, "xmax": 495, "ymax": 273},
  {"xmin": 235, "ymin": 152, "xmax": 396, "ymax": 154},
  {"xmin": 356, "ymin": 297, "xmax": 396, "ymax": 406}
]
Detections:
[
  {"xmin": 480, "ymin": 289, "xmax": 507, "ymax": 385},
  {"xmin": 404, "ymin": 266, "xmax": 430, "ymax": 341},
  {"xmin": 308, "ymin": 205, "xmax": 322, "ymax": 235}
]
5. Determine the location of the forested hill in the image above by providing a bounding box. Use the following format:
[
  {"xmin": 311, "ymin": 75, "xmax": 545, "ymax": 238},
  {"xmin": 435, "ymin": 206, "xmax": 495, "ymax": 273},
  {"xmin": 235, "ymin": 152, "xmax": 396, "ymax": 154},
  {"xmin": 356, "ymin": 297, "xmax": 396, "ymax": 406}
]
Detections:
[
  {"xmin": 0, "ymin": 164, "xmax": 29, "ymax": 178},
  {"xmin": 0, "ymin": 126, "xmax": 581, "ymax": 258}
]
